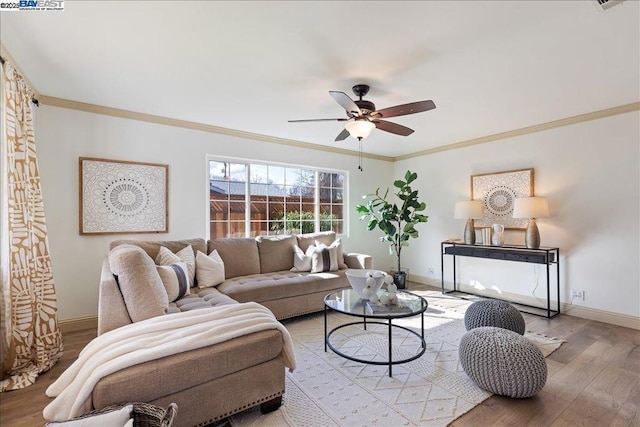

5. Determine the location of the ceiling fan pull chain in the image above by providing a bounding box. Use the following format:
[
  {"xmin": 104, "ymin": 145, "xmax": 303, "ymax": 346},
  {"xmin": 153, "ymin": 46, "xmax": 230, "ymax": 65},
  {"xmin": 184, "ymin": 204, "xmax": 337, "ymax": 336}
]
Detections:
[{"xmin": 358, "ymin": 138, "xmax": 363, "ymax": 172}]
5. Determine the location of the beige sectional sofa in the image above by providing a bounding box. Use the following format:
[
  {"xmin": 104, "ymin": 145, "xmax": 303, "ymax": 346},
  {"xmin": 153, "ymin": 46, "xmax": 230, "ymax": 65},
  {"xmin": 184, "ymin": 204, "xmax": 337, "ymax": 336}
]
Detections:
[{"xmin": 96, "ymin": 231, "xmax": 371, "ymax": 426}]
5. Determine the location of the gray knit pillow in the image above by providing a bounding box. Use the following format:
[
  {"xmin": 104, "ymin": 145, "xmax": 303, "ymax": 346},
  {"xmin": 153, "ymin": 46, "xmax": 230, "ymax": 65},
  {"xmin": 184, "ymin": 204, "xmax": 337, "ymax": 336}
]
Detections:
[
  {"xmin": 459, "ymin": 326, "xmax": 547, "ymax": 398},
  {"xmin": 464, "ymin": 299, "xmax": 525, "ymax": 335}
]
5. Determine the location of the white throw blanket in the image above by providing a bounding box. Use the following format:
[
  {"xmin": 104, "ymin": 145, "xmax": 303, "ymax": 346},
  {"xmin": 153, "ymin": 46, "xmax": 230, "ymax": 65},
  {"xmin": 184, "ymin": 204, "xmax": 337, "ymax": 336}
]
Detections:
[{"xmin": 43, "ymin": 302, "xmax": 296, "ymax": 422}]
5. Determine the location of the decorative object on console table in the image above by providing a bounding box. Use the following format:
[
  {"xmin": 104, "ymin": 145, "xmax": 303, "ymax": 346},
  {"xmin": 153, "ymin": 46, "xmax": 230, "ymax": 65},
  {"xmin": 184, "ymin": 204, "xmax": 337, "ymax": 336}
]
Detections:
[
  {"xmin": 471, "ymin": 168, "xmax": 533, "ymax": 230},
  {"xmin": 356, "ymin": 170, "xmax": 429, "ymax": 289},
  {"xmin": 512, "ymin": 197, "xmax": 549, "ymax": 249},
  {"xmin": 454, "ymin": 201, "xmax": 483, "ymax": 245},
  {"xmin": 79, "ymin": 157, "xmax": 168, "ymax": 235},
  {"xmin": 492, "ymin": 223, "xmax": 505, "ymax": 246}
]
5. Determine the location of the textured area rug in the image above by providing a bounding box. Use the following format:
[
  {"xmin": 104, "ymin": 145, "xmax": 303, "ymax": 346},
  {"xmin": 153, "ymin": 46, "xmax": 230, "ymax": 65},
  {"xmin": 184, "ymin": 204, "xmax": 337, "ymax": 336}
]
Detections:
[{"xmin": 230, "ymin": 302, "xmax": 563, "ymax": 427}]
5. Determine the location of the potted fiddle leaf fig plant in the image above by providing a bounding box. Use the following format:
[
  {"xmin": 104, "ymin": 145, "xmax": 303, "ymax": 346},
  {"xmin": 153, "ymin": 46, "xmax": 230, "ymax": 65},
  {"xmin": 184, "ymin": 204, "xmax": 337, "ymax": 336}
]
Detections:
[{"xmin": 356, "ymin": 170, "xmax": 428, "ymax": 289}]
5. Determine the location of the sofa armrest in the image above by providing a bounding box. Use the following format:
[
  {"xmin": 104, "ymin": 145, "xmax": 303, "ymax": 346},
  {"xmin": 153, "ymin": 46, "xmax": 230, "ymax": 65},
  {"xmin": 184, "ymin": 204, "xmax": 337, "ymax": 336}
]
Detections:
[
  {"xmin": 98, "ymin": 258, "xmax": 132, "ymax": 335},
  {"xmin": 343, "ymin": 253, "xmax": 372, "ymax": 270}
]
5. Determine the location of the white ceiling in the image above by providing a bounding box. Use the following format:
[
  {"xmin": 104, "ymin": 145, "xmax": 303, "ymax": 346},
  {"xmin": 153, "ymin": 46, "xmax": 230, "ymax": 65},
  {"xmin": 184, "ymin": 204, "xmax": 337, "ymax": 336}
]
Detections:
[{"xmin": 1, "ymin": 1, "xmax": 639, "ymax": 158}]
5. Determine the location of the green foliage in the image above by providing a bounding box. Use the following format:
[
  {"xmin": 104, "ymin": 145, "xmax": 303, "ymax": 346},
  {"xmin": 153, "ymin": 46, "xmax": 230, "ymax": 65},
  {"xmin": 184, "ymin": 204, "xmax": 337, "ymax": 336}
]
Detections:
[
  {"xmin": 271, "ymin": 210, "xmax": 337, "ymax": 234},
  {"xmin": 356, "ymin": 170, "xmax": 428, "ymax": 271}
]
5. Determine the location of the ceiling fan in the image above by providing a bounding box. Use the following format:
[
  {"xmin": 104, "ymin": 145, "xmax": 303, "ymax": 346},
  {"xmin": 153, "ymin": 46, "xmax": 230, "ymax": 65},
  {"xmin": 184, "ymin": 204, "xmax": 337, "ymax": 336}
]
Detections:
[{"xmin": 288, "ymin": 84, "xmax": 436, "ymax": 142}]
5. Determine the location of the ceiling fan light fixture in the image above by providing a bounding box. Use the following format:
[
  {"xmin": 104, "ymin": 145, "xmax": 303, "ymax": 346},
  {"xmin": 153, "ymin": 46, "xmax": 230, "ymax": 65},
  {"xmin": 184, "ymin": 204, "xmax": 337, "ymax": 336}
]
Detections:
[{"xmin": 345, "ymin": 120, "xmax": 375, "ymax": 140}]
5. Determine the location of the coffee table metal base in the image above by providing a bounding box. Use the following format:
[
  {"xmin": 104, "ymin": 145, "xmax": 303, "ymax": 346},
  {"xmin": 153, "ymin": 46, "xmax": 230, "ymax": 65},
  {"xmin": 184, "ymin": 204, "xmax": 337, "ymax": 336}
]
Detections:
[{"xmin": 324, "ymin": 312, "xmax": 426, "ymax": 377}]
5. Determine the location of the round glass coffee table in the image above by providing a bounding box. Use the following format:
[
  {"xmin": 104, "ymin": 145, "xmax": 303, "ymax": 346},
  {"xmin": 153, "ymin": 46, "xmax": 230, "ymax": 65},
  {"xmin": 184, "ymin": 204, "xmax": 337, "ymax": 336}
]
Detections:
[{"xmin": 324, "ymin": 288, "xmax": 428, "ymax": 377}]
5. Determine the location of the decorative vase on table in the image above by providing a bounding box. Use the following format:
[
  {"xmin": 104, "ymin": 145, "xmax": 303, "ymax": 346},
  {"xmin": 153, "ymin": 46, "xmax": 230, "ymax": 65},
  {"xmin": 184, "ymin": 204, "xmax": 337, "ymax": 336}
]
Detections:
[{"xmin": 492, "ymin": 224, "xmax": 505, "ymax": 246}]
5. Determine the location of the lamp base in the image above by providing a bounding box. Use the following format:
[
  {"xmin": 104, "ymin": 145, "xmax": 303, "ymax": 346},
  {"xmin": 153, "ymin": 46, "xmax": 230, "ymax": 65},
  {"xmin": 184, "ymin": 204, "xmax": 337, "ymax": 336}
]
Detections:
[
  {"xmin": 464, "ymin": 219, "xmax": 476, "ymax": 245},
  {"xmin": 525, "ymin": 218, "xmax": 541, "ymax": 249}
]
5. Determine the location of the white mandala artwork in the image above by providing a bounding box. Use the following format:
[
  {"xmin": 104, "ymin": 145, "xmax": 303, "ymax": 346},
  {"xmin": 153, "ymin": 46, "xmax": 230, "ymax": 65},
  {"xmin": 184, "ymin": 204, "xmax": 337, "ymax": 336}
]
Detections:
[
  {"xmin": 471, "ymin": 168, "xmax": 533, "ymax": 229},
  {"xmin": 80, "ymin": 158, "xmax": 168, "ymax": 234}
]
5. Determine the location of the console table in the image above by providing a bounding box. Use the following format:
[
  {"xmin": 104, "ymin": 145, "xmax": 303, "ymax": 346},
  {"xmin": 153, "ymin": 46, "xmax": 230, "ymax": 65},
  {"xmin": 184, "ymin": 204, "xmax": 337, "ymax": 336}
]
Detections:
[{"xmin": 440, "ymin": 242, "xmax": 560, "ymax": 318}]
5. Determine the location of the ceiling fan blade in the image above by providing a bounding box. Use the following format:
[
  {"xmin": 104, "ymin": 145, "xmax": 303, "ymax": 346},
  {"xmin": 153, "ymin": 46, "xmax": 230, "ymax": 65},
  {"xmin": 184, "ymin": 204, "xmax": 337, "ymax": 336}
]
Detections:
[
  {"xmin": 373, "ymin": 100, "xmax": 436, "ymax": 119},
  {"xmin": 373, "ymin": 119, "xmax": 414, "ymax": 136},
  {"xmin": 288, "ymin": 118, "xmax": 349, "ymax": 123},
  {"xmin": 329, "ymin": 91, "xmax": 362, "ymax": 116},
  {"xmin": 335, "ymin": 128, "xmax": 351, "ymax": 141}
]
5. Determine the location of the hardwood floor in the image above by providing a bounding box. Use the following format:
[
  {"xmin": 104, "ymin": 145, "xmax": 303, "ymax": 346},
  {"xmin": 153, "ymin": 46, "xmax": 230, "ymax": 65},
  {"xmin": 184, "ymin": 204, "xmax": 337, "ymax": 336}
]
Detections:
[{"xmin": 1, "ymin": 285, "xmax": 638, "ymax": 426}]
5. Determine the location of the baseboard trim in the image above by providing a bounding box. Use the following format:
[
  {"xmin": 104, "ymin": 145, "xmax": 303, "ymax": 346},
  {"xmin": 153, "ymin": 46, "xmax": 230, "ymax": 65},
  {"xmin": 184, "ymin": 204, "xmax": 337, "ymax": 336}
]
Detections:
[
  {"xmin": 59, "ymin": 315, "xmax": 98, "ymax": 334},
  {"xmin": 411, "ymin": 274, "xmax": 640, "ymax": 330}
]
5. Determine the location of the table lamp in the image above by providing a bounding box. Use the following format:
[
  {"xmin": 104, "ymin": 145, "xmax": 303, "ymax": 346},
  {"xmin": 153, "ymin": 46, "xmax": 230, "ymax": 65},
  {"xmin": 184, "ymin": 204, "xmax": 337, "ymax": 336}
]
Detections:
[
  {"xmin": 512, "ymin": 197, "xmax": 549, "ymax": 249},
  {"xmin": 454, "ymin": 201, "xmax": 483, "ymax": 244}
]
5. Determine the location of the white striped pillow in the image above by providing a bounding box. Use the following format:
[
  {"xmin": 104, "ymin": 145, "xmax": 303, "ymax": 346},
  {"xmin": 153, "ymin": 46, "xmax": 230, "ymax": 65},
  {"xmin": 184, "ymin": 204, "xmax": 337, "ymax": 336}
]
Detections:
[
  {"xmin": 156, "ymin": 245, "xmax": 195, "ymax": 287},
  {"xmin": 156, "ymin": 262, "xmax": 190, "ymax": 302},
  {"xmin": 311, "ymin": 245, "xmax": 338, "ymax": 273}
]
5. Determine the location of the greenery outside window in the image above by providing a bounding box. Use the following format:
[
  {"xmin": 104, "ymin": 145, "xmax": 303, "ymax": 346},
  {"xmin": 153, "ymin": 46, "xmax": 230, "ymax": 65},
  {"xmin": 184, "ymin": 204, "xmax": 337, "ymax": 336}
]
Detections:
[{"xmin": 209, "ymin": 159, "xmax": 346, "ymax": 239}]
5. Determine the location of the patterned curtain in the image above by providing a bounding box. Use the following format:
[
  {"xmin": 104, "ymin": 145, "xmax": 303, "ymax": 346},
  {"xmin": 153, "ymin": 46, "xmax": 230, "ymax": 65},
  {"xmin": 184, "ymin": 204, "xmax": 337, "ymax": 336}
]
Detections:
[{"xmin": 0, "ymin": 60, "xmax": 63, "ymax": 391}]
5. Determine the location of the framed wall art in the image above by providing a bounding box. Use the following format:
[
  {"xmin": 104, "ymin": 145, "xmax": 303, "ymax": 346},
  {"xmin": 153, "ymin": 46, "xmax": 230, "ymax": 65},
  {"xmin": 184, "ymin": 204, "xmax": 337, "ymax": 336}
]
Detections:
[
  {"xmin": 79, "ymin": 157, "xmax": 169, "ymax": 235},
  {"xmin": 471, "ymin": 168, "xmax": 533, "ymax": 230}
]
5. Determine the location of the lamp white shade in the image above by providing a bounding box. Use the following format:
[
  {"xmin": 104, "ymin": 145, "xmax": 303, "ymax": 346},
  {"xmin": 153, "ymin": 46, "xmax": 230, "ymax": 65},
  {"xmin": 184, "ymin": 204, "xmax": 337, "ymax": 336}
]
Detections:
[
  {"xmin": 345, "ymin": 120, "xmax": 375, "ymax": 140},
  {"xmin": 454, "ymin": 200, "xmax": 483, "ymax": 219},
  {"xmin": 513, "ymin": 197, "xmax": 549, "ymax": 219}
]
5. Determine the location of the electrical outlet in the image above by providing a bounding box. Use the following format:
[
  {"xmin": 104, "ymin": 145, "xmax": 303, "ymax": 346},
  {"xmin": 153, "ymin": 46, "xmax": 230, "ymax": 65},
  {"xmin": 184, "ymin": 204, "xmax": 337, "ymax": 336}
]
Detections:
[
  {"xmin": 571, "ymin": 289, "xmax": 585, "ymax": 301},
  {"xmin": 428, "ymin": 267, "xmax": 435, "ymax": 276}
]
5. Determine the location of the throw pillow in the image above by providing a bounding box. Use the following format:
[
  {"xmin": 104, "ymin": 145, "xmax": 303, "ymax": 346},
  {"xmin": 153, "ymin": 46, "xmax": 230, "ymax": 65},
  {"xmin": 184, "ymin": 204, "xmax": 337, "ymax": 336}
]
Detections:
[
  {"xmin": 156, "ymin": 262, "xmax": 190, "ymax": 302},
  {"xmin": 109, "ymin": 245, "xmax": 168, "ymax": 322},
  {"xmin": 156, "ymin": 245, "xmax": 195, "ymax": 287},
  {"xmin": 290, "ymin": 244, "xmax": 315, "ymax": 272},
  {"xmin": 311, "ymin": 245, "xmax": 339, "ymax": 273},
  {"xmin": 195, "ymin": 250, "xmax": 225, "ymax": 288},
  {"xmin": 315, "ymin": 238, "xmax": 347, "ymax": 269}
]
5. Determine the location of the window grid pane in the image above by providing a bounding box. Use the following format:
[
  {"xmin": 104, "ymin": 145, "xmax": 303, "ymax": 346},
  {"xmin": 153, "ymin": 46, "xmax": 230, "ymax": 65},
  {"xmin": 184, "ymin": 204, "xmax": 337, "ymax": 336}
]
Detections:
[{"xmin": 211, "ymin": 160, "xmax": 345, "ymax": 238}]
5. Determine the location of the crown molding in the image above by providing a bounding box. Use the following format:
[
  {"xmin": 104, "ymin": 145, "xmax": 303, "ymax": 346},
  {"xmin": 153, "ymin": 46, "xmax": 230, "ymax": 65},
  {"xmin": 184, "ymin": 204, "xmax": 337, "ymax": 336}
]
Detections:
[
  {"xmin": 39, "ymin": 95, "xmax": 394, "ymax": 162},
  {"xmin": 42, "ymin": 96, "xmax": 638, "ymax": 164},
  {"xmin": 394, "ymin": 102, "xmax": 640, "ymax": 161}
]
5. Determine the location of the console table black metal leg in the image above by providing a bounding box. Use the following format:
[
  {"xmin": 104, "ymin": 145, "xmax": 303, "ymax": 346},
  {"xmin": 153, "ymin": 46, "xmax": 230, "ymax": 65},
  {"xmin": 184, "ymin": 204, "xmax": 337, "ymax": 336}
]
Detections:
[
  {"xmin": 557, "ymin": 249, "xmax": 561, "ymax": 314},
  {"xmin": 452, "ymin": 254, "xmax": 457, "ymax": 292},
  {"xmin": 441, "ymin": 244, "xmax": 445, "ymax": 293},
  {"xmin": 546, "ymin": 260, "xmax": 551, "ymax": 318}
]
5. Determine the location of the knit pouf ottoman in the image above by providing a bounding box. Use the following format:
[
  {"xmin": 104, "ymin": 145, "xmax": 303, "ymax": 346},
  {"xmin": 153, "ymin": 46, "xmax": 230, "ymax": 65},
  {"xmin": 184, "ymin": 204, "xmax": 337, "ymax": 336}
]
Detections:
[
  {"xmin": 459, "ymin": 326, "xmax": 547, "ymax": 398},
  {"xmin": 464, "ymin": 299, "xmax": 526, "ymax": 335}
]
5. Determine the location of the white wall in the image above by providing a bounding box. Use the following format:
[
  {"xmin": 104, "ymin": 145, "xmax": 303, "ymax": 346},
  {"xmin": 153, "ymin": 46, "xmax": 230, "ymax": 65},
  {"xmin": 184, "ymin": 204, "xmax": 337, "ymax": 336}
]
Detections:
[
  {"xmin": 33, "ymin": 105, "xmax": 640, "ymax": 323},
  {"xmin": 35, "ymin": 106, "xmax": 395, "ymax": 321},
  {"xmin": 395, "ymin": 111, "xmax": 640, "ymax": 320}
]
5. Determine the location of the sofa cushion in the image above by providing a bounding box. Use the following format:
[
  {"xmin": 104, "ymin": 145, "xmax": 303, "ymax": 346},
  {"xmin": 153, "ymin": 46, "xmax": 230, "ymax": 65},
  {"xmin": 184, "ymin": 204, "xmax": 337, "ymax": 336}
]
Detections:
[
  {"xmin": 207, "ymin": 238, "xmax": 260, "ymax": 279},
  {"xmin": 215, "ymin": 270, "xmax": 347, "ymax": 304},
  {"xmin": 195, "ymin": 250, "xmax": 225, "ymax": 288},
  {"xmin": 110, "ymin": 238, "xmax": 206, "ymax": 260},
  {"xmin": 256, "ymin": 235, "xmax": 297, "ymax": 273},
  {"xmin": 296, "ymin": 231, "xmax": 336, "ymax": 252},
  {"xmin": 108, "ymin": 245, "xmax": 168, "ymax": 322},
  {"xmin": 157, "ymin": 262, "xmax": 190, "ymax": 302},
  {"xmin": 92, "ymin": 329, "xmax": 283, "ymax": 409},
  {"xmin": 156, "ymin": 245, "xmax": 196, "ymax": 287}
]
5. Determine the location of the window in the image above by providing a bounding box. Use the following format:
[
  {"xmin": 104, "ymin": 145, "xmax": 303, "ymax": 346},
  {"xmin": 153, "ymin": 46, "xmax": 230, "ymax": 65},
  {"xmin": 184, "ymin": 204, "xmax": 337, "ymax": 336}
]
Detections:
[{"xmin": 209, "ymin": 159, "xmax": 346, "ymax": 239}]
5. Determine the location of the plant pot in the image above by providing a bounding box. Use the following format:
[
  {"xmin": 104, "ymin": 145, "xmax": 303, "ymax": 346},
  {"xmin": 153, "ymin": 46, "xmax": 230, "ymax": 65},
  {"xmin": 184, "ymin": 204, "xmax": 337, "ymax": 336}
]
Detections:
[{"xmin": 390, "ymin": 268, "xmax": 409, "ymax": 289}]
